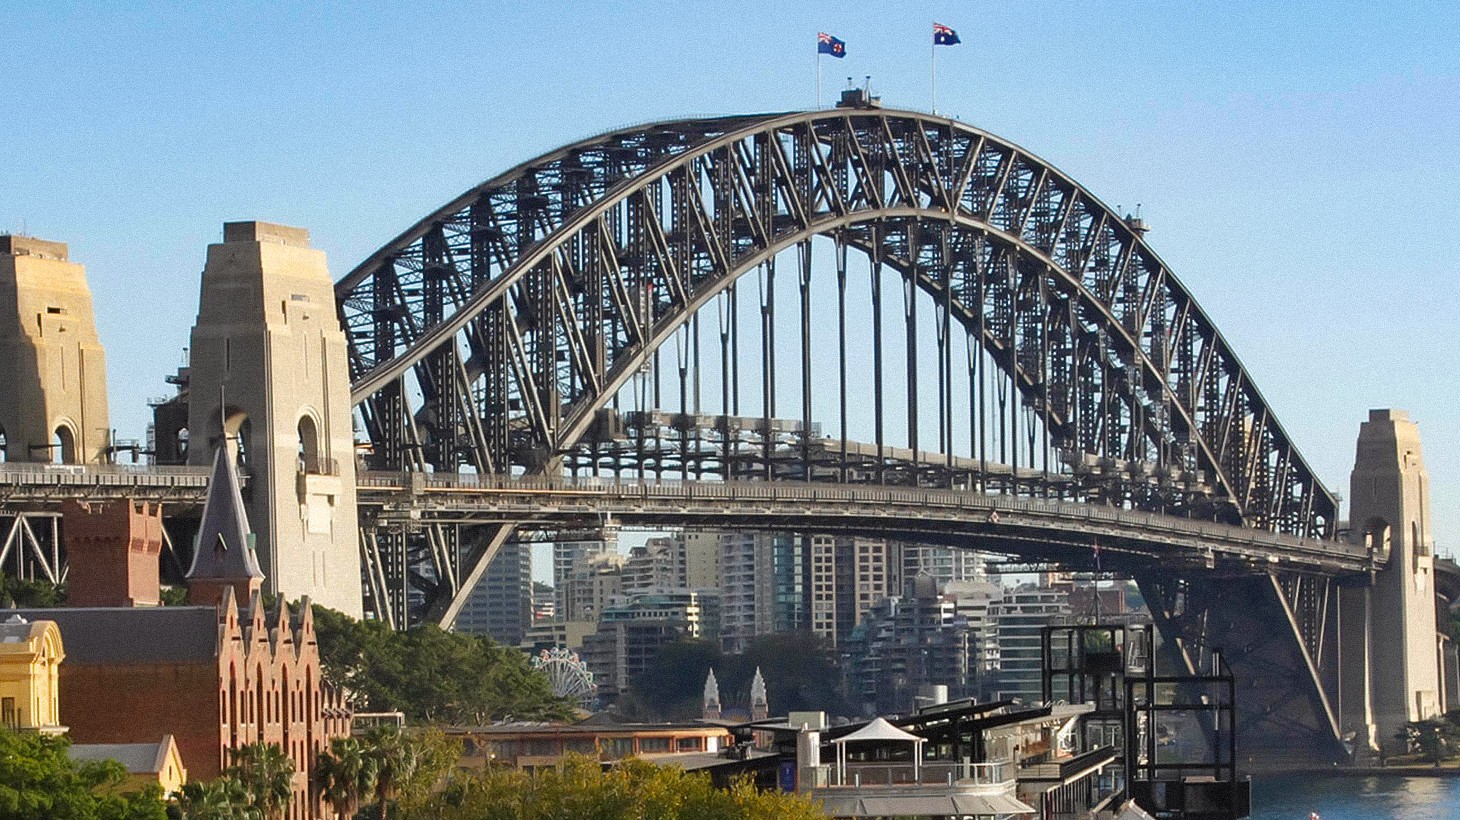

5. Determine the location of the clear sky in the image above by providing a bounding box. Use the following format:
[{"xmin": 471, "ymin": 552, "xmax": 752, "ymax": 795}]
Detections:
[{"xmin": 5, "ymin": 1, "xmax": 1459, "ymax": 550}]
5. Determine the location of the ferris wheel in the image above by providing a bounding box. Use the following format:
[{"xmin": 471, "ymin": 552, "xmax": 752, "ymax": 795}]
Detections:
[{"xmin": 531, "ymin": 647, "xmax": 598, "ymax": 709}]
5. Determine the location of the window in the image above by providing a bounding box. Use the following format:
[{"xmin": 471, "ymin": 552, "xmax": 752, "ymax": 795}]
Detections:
[
  {"xmin": 638, "ymin": 737, "xmax": 671, "ymax": 754},
  {"xmin": 1, "ymin": 697, "xmax": 14, "ymax": 729},
  {"xmin": 601, "ymin": 737, "xmax": 635, "ymax": 759}
]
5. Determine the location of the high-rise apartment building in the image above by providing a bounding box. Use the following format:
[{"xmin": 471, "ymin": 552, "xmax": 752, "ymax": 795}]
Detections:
[
  {"xmin": 902, "ymin": 545, "xmax": 986, "ymax": 587},
  {"xmin": 622, "ymin": 537, "xmax": 685, "ymax": 594},
  {"xmin": 719, "ymin": 532, "xmax": 764, "ymax": 652},
  {"xmin": 992, "ymin": 585, "xmax": 1071, "ymax": 703},
  {"xmin": 553, "ymin": 530, "xmax": 618, "ymax": 614},
  {"xmin": 455, "ymin": 541, "xmax": 533, "ymax": 645},
  {"xmin": 561, "ymin": 551, "xmax": 626, "ymax": 622},
  {"xmin": 681, "ymin": 530, "xmax": 721, "ymax": 591}
]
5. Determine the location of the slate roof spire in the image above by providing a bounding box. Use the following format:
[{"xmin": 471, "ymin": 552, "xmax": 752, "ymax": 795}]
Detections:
[
  {"xmin": 703, "ymin": 668, "xmax": 722, "ymax": 720},
  {"xmin": 750, "ymin": 666, "xmax": 769, "ymax": 721},
  {"xmin": 186, "ymin": 446, "xmax": 264, "ymax": 605}
]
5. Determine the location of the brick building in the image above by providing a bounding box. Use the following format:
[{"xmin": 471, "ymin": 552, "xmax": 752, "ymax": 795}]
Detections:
[{"xmin": 32, "ymin": 447, "xmax": 351, "ymax": 818}]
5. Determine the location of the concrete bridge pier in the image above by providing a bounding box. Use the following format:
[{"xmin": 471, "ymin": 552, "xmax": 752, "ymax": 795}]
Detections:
[
  {"xmin": 1340, "ymin": 409, "xmax": 1443, "ymax": 756},
  {"xmin": 0, "ymin": 236, "xmax": 111, "ymax": 465},
  {"xmin": 181, "ymin": 222, "xmax": 362, "ymax": 617}
]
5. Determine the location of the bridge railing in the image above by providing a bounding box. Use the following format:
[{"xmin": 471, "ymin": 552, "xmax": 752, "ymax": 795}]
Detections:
[{"xmin": 0, "ymin": 463, "xmax": 213, "ymax": 484}]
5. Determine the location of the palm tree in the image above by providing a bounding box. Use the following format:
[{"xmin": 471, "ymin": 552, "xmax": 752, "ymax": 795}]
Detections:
[
  {"xmin": 227, "ymin": 742, "xmax": 295, "ymax": 820},
  {"xmin": 172, "ymin": 776, "xmax": 261, "ymax": 819},
  {"xmin": 315, "ymin": 736, "xmax": 378, "ymax": 818},
  {"xmin": 363, "ymin": 726, "xmax": 418, "ymax": 820}
]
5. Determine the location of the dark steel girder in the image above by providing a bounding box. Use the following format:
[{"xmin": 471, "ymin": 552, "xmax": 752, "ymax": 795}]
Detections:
[{"xmin": 336, "ymin": 108, "xmax": 1340, "ymax": 625}]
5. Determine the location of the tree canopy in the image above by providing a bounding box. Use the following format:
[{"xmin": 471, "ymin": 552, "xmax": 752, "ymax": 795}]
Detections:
[
  {"xmin": 0, "ymin": 727, "xmax": 167, "ymax": 820},
  {"xmin": 400, "ymin": 755, "xmax": 821, "ymax": 820},
  {"xmin": 311, "ymin": 605, "xmax": 574, "ymax": 724}
]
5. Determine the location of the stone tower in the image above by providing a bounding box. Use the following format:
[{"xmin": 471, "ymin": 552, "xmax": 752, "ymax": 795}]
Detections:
[
  {"xmin": 185, "ymin": 222, "xmax": 362, "ymax": 616},
  {"xmin": 0, "ymin": 236, "xmax": 110, "ymax": 464},
  {"xmin": 1348, "ymin": 409, "xmax": 1441, "ymax": 751}
]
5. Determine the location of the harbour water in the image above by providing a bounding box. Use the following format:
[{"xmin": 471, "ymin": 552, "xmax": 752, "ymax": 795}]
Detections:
[{"xmin": 1249, "ymin": 774, "xmax": 1460, "ymax": 819}]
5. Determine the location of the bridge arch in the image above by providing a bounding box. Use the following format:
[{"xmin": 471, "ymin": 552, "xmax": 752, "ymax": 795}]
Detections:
[
  {"xmin": 338, "ymin": 108, "xmax": 1337, "ymax": 531},
  {"xmin": 336, "ymin": 107, "xmax": 1337, "ymax": 623}
]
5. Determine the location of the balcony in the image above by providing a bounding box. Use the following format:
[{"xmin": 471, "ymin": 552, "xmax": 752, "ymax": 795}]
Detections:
[
  {"xmin": 807, "ymin": 760, "xmax": 1034, "ymax": 817},
  {"xmin": 814, "ymin": 760, "xmax": 1012, "ymax": 791}
]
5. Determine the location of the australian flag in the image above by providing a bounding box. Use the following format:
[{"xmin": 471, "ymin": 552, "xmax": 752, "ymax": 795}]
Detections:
[
  {"xmin": 818, "ymin": 32, "xmax": 847, "ymax": 58},
  {"xmin": 933, "ymin": 22, "xmax": 961, "ymax": 46}
]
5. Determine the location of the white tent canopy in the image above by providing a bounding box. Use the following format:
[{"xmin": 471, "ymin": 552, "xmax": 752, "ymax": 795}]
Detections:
[
  {"xmin": 831, "ymin": 717, "xmax": 926, "ymax": 746},
  {"xmin": 831, "ymin": 717, "xmax": 927, "ymax": 783}
]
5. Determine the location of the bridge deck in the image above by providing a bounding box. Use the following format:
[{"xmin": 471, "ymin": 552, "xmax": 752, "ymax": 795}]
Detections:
[
  {"xmin": 356, "ymin": 473, "xmax": 1372, "ymax": 575},
  {"xmin": 0, "ymin": 464, "xmax": 1372, "ymax": 575}
]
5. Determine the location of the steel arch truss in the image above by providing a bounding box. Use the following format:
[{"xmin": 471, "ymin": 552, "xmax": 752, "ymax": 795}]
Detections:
[{"xmin": 338, "ymin": 109, "xmax": 1337, "ymax": 626}]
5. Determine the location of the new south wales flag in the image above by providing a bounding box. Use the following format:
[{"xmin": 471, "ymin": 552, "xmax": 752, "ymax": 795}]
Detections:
[{"xmin": 818, "ymin": 32, "xmax": 847, "ymax": 58}]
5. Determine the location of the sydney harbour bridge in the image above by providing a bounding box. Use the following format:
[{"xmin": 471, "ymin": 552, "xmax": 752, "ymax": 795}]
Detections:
[{"xmin": 2, "ymin": 95, "xmax": 1455, "ymax": 766}]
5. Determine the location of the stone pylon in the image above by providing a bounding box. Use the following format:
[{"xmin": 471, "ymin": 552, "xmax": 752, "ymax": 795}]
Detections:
[
  {"xmin": 184, "ymin": 222, "xmax": 362, "ymax": 616},
  {"xmin": 1341, "ymin": 409, "xmax": 1442, "ymax": 755},
  {"xmin": 0, "ymin": 236, "xmax": 110, "ymax": 464}
]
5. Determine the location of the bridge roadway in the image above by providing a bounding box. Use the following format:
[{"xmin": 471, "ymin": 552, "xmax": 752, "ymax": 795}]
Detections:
[
  {"xmin": 354, "ymin": 472, "xmax": 1372, "ymax": 576},
  {"xmin": 0, "ymin": 462, "xmax": 1373, "ymax": 576}
]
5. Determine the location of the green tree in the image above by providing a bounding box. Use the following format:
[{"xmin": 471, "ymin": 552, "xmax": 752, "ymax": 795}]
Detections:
[
  {"xmin": 310, "ymin": 604, "xmax": 573, "ymax": 724},
  {"xmin": 384, "ymin": 729, "xmax": 461, "ymax": 815},
  {"xmin": 362, "ymin": 727, "xmax": 416, "ymax": 820},
  {"xmin": 170, "ymin": 778, "xmax": 258, "ymax": 820},
  {"xmin": 404, "ymin": 754, "xmax": 821, "ymax": 820},
  {"xmin": 1396, "ymin": 718, "xmax": 1460, "ymax": 767},
  {"xmin": 0, "ymin": 575, "xmax": 65, "ymax": 607},
  {"xmin": 0, "ymin": 726, "xmax": 168, "ymax": 820},
  {"xmin": 315, "ymin": 737, "xmax": 377, "ymax": 819},
  {"xmin": 225, "ymin": 743, "xmax": 293, "ymax": 820}
]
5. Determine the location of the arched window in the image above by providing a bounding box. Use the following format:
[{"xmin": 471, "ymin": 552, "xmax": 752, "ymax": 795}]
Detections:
[
  {"xmin": 52, "ymin": 425, "xmax": 77, "ymax": 465},
  {"xmin": 297, "ymin": 416, "xmax": 321, "ymax": 474},
  {"xmin": 176, "ymin": 427, "xmax": 189, "ymax": 461},
  {"xmin": 0, "ymin": 425, "xmax": 7, "ymax": 463}
]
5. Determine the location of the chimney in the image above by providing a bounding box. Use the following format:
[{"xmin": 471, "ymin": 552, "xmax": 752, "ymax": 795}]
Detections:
[{"xmin": 61, "ymin": 500, "xmax": 163, "ymax": 607}]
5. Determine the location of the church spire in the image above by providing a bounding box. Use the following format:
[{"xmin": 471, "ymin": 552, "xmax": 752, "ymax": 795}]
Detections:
[
  {"xmin": 187, "ymin": 445, "xmax": 264, "ymax": 606},
  {"xmin": 750, "ymin": 666, "xmax": 768, "ymax": 721},
  {"xmin": 702, "ymin": 668, "xmax": 722, "ymax": 720}
]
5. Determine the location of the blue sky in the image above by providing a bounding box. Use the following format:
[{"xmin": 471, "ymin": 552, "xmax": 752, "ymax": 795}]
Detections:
[{"xmin": 5, "ymin": 1, "xmax": 1459, "ymax": 548}]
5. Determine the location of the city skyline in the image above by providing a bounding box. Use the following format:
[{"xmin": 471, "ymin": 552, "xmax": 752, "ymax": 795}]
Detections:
[{"xmin": 6, "ymin": 2, "xmax": 1457, "ymax": 543}]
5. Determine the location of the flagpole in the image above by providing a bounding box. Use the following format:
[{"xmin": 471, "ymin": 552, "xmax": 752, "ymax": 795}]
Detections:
[
  {"xmin": 817, "ymin": 50, "xmax": 823, "ymax": 109},
  {"xmin": 931, "ymin": 22, "xmax": 938, "ymax": 115}
]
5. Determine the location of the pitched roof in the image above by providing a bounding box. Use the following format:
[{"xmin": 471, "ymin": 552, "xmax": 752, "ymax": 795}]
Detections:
[
  {"xmin": 10, "ymin": 607, "xmax": 219, "ymax": 664},
  {"xmin": 68, "ymin": 738, "xmax": 177, "ymax": 774},
  {"xmin": 187, "ymin": 446, "xmax": 264, "ymax": 583}
]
